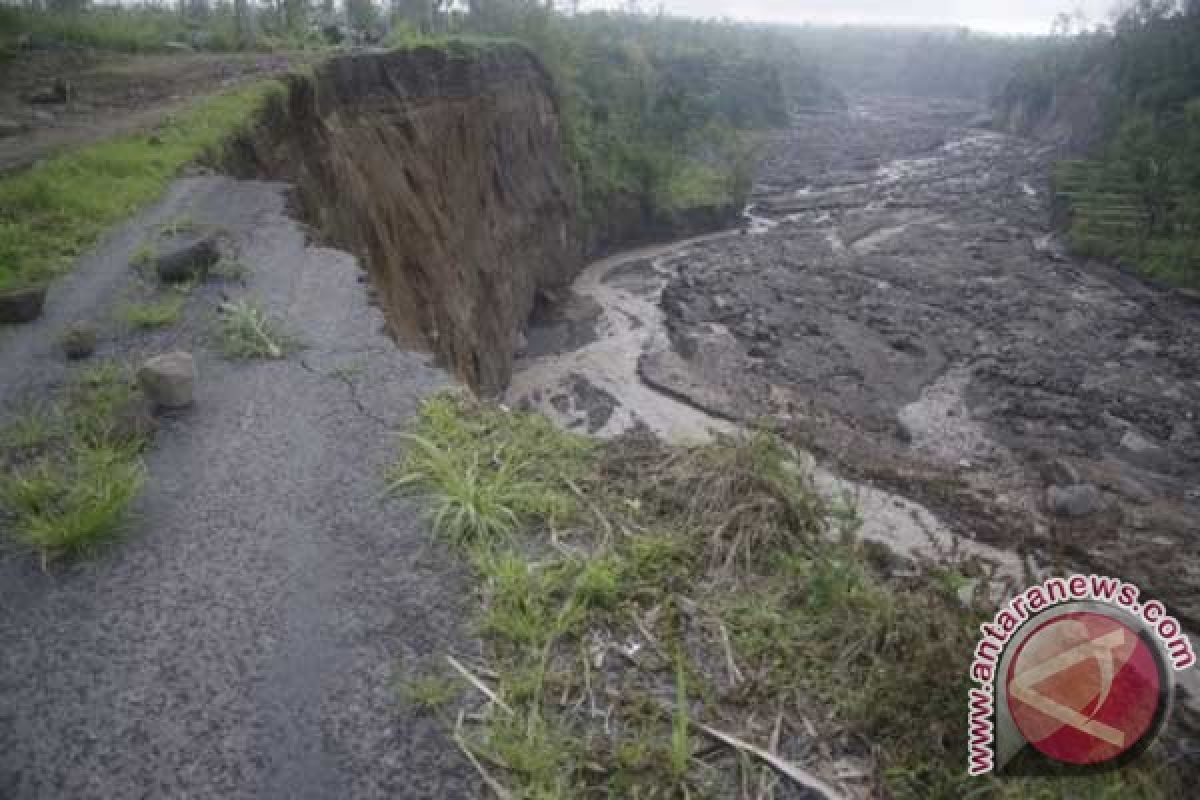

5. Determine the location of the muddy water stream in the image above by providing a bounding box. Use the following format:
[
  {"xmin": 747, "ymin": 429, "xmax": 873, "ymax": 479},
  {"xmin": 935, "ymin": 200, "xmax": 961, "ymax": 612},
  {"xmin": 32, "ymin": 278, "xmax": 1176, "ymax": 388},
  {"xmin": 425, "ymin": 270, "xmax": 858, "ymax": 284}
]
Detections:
[{"xmin": 505, "ymin": 137, "xmax": 1027, "ymax": 585}]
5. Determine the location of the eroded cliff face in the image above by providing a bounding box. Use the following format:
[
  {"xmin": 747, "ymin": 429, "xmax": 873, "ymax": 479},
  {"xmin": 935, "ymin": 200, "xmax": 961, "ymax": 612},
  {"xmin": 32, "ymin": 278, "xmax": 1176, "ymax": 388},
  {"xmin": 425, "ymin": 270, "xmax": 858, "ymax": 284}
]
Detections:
[
  {"xmin": 993, "ymin": 62, "xmax": 1116, "ymax": 156},
  {"xmin": 230, "ymin": 44, "xmax": 581, "ymax": 394}
]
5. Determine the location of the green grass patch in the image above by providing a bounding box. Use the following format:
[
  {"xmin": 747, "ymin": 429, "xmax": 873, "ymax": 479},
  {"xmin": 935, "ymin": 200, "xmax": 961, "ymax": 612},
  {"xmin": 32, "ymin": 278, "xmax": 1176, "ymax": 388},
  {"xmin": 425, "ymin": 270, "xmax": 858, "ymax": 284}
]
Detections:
[
  {"xmin": 1, "ymin": 444, "xmax": 145, "ymax": 563},
  {"xmin": 0, "ymin": 407, "xmax": 60, "ymax": 454},
  {"xmin": 0, "ymin": 79, "xmax": 284, "ymax": 292},
  {"xmin": 120, "ymin": 295, "xmax": 185, "ymax": 329},
  {"xmin": 1, "ymin": 362, "xmax": 152, "ymax": 563},
  {"xmin": 657, "ymin": 161, "xmax": 732, "ymax": 212},
  {"xmin": 397, "ymin": 672, "xmax": 464, "ymax": 714},
  {"xmin": 388, "ymin": 393, "xmax": 1183, "ymax": 799},
  {"xmin": 387, "ymin": 393, "xmax": 593, "ymax": 545},
  {"xmin": 0, "ymin": 7, "xmax": 237, "ymax": 53}
]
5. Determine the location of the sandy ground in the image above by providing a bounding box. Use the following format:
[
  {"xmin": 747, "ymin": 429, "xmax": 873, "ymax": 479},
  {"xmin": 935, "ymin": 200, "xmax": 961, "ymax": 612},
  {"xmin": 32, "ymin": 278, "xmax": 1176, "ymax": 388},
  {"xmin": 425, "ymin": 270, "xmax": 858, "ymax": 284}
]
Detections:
[{"xmin": 0, "ymin": 176, "xmax": 476, "ymax": 798}]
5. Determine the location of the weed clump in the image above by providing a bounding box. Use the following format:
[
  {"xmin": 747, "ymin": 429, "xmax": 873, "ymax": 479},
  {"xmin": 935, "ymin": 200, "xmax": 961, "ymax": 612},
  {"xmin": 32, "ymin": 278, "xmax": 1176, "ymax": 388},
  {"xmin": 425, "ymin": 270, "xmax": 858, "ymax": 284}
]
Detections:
[
  {"xmin": 388, "ymin": 393, "xmax": 1182, "ymax": 800},
  {"xmin": 216, "ymin": 299, "xmax": 292, "ymax": 359},
  {"xmin": 120, "ymin": 296, "xmax": 185, "ymax": 329},
  {"xmin": 0, "ymin": 363, "xmax": 151, "ymax": 564}
]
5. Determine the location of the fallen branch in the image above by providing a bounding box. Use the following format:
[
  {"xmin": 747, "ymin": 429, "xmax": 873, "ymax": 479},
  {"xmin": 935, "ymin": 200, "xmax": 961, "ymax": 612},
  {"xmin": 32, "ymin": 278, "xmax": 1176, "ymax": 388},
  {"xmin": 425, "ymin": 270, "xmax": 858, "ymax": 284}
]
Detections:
[
  {"xmin": 453, "ymin": 711, "xmax": 513, "ymax": 800},
  {"xmin": 697, "ymin": 723, "xmax": 843, "ymax": 800},
  {"xmin": 718, "ymin": 622, "xmax": 744, "ymax": 687},
  {"xmin": 446, "ymin": 655, "xmax": 514, "ymax": 716}
]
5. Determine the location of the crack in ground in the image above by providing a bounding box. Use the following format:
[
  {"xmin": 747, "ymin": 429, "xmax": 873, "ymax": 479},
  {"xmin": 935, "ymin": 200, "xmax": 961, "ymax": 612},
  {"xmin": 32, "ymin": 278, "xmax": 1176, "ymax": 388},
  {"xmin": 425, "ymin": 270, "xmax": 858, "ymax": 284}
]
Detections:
[{"xmin": 298, "ymin": 356, "xmax": 391, "ymax": 430}]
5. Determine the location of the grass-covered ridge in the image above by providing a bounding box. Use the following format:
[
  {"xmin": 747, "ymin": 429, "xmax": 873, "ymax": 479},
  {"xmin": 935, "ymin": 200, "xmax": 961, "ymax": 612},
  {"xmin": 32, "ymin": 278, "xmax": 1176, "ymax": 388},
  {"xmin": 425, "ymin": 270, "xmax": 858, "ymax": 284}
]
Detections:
[
  {"xmin": 390, "ymin": 394, "xmax": 1181, "ymax": 799},
  {"xmin": 0, "ymin": 79, "xmax": 284, "ymax": 292}
]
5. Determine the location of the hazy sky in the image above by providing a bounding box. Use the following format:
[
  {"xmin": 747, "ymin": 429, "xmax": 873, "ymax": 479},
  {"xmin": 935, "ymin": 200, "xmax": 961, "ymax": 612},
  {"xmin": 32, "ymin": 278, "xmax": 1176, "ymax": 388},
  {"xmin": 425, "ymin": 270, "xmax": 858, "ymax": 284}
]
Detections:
[{"xmin": 580, "ymin": 0, "xmax": 1127, "ymax": 35}]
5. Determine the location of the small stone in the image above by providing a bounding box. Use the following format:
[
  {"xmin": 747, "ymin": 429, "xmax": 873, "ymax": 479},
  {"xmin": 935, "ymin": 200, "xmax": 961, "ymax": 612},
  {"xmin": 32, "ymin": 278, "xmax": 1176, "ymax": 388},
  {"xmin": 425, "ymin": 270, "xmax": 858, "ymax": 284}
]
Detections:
[
  {"xmin": 0, "ymin": 284, "xmax": 47, "ymax": 324},
  {"xmin": 1046, "ymin": 484, "xmax": 1105, "ymax": 517},
  {"xmin": 1120, "ymin": 430, "xmax": 1161, "ymax": 454},
  {"xmin": 60, "ymin": 324, "xmax": 97, "ymax": 360},
  {"xmin": 138, "ymin": 351, "xmax": 195, "ymax": 410},
  {"xmin": 155, "ymin": 235, "xmax": 220, "ymax": 283},
  {"xmin": 1043, "ymin": 457, "xmax": 1080, "ymax": 486}
]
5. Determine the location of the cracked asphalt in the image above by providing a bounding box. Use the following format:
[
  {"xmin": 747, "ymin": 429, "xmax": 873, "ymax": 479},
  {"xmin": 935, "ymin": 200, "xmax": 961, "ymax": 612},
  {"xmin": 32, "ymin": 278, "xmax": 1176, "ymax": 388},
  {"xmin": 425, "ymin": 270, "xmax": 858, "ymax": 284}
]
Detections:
[{"xmin": 0, "ymin": 177, "xmax": 477, "ymax": 798}]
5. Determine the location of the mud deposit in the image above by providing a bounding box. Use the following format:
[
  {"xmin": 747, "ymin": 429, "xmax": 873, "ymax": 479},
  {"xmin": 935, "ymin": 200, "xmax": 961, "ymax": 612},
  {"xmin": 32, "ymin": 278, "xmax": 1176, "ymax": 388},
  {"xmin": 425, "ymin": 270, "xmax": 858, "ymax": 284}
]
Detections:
[{"xmin": 510, "ymin": 96, "xmax": 1200, "ymax": 638}]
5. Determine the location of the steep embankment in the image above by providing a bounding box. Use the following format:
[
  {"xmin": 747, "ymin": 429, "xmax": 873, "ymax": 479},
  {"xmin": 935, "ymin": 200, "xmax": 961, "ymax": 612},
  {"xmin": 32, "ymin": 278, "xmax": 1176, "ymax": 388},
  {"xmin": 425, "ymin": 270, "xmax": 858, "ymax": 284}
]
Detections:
[
  {"xmin": 993, "ymin": 61, "xmax": 1115, "ymax": 155},
  {"xmin": 229, "ymin": 44, "xmax": 581, "ymax": 396}
]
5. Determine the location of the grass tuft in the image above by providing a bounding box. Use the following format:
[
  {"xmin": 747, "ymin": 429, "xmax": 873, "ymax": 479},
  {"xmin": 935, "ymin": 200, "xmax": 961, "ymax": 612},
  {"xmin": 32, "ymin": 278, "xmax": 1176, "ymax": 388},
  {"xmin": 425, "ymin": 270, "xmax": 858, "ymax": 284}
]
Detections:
[
  {"xmin": 120, "ymin": 296, "xmax": 185, "ymax": 329},
  {"xmin": 1, "ymin": 361, "xmax": 151, "ymax": 563},
  {"xmin": 216, "ymin": 299, "xmax": 291, "ymax": 359},
  {"xmin": 0, "ymin": 407, "xmax": 60, "ymax": 454},
  {"xmin": 397, "ymin": 673, "xmax": 463, "ymax": 714},
  {"xmin": 1, "ymin": 444, "xmax": 145, "ymax": 562}
]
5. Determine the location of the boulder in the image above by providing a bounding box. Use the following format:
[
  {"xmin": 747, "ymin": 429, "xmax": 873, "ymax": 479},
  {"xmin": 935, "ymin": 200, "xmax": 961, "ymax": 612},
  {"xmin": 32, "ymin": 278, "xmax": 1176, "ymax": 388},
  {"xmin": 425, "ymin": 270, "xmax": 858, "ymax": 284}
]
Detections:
[
  {"xmin": 155, "ymin": 235, "xmax": 220, "ymax": 283},
  {"xmin": 0, "ymin": 284, "xmax": 48, "ymax": 324},
  {"xmin": 138, "ymin": 351, "xmax": 195, "ymax": 410},
  {"xmin": 60, "ymin": 324, "xmax": 97, "ymax": 360},
  {"xmin": 1046, "ymin": 483, "xmax": 1105, "ymax": 517}
]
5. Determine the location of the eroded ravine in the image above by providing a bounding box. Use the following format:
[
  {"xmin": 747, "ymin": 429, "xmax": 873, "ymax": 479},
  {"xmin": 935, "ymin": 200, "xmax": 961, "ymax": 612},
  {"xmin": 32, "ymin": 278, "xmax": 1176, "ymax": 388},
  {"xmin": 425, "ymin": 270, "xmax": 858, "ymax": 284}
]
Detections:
[
  {"xmin": 505, "ymin": 97, "xmax": 1200, "ymax": 708},
  {"xmin": 505, "ymin": 114, "xmax": 1033, "ymax": 589}
]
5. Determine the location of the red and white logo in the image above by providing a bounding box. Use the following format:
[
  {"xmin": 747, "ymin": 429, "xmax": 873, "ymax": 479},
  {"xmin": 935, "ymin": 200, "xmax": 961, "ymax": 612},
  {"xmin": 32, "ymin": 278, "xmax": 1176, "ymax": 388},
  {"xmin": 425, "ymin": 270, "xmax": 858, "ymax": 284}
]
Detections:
[
  {"xmin": 1005, "ymin": 611, "xmax": 1163, "ymax": 766},
  {"xmin": 966, "ymin": 575, "xmax": 1190, "ymax": 776}
]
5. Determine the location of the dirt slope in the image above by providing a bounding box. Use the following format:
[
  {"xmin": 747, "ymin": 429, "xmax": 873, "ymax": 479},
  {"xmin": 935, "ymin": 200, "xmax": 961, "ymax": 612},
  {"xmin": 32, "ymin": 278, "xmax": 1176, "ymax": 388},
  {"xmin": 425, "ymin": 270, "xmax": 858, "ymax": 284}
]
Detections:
[{"xmin": 229, "ymin": 44, "xmax": 581, "ymax": 396}]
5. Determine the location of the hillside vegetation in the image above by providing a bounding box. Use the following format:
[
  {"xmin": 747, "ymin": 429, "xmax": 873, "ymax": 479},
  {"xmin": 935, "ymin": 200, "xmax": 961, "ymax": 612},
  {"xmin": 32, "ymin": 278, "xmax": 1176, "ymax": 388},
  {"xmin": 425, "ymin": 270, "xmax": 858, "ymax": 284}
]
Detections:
[
  {"xmin": 998, "ymin": 4, "xmax": 1200, "ymax": 286},
  {"xmin": 449, "ymin": 7, "xmax": 840, "ymax": 248}
]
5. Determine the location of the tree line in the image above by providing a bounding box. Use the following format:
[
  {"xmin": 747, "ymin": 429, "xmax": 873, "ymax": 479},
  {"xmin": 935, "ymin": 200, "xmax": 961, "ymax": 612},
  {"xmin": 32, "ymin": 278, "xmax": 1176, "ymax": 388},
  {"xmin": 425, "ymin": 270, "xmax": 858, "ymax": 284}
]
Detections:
[{"xmin": 999, "ymin": 0, "xmax": 1200, "ymax": 285}]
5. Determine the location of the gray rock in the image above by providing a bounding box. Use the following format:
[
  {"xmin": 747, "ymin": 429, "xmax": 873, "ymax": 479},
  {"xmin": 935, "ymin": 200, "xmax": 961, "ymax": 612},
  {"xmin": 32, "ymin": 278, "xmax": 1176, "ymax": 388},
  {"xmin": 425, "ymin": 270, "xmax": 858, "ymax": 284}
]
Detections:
[
  {"xmin": 1046, "ymin": 483, "xmax": 1105, "ymax": 517},
  {"xmin": 1124, "ymin": 337, "xmax": 1160, "ymax": 358},
  {"xmin": 0, "ymin": 284, "xmax": 48, "ymax": 324},
  {"xmin": 1120, "ymin": 429, "xmax": 1161, "ymax": 454},
  {"xmin": 138, "ymin": 351, "xmax": 195, "ymax": 410},
  {"xmin": 60, "ymin": 324, "xmax": 97, "ymax": 360},
  {"xmin": 156, "ymin": 235, "xmax": 220, "ymax": 283}
]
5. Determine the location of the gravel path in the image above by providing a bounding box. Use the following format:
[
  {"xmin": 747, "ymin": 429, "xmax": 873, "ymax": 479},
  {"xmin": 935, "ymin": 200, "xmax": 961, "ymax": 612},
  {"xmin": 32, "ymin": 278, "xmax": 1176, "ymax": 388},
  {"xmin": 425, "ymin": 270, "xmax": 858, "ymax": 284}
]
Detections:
[{"xmin": 0, "ymin": 176, "xmax": 476, "ymax": 798}]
